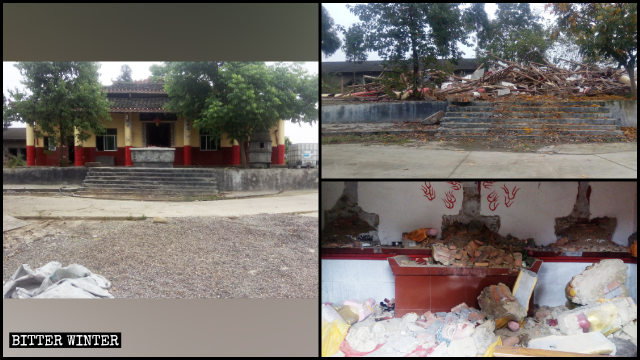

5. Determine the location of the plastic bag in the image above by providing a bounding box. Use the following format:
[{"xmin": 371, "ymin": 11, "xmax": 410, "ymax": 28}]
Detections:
[{"xmin": 321, "ymin": 304, "xmax": 350, "ymax": 357}]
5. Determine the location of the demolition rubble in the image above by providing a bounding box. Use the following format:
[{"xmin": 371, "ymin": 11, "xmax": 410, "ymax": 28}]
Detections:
[
  {"xmin": 322, "ymin": 258, "xmax": 637, "ymax": 357},
  {"xmin": 322, "ymin": 57, "xmax": 633, "ymax": 102}
]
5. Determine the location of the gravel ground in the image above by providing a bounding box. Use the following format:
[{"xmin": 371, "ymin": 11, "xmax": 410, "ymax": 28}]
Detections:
[{"xmin": 3, "ymin": 215, "xmax": 318, "ymax": 298}]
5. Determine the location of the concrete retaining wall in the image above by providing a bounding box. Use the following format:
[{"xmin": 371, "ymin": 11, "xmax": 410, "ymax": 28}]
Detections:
[
  {"xmin": 322, "ymin": 101, "xmax": 448, "ymax": 124},
  {"xmin": 4, "ymin": 167, "xmax": 318, "ymax": 192},
  {"xmin": 217, "ymin": 168, "xmax": 318, "ymax": 192},
  {"xmin": 3, "ymin": 167, "xmax": 88, "ymax": 185},
  {"xmin": 604, "ymin": 100, "xmax": 637, "ymax": 127}
]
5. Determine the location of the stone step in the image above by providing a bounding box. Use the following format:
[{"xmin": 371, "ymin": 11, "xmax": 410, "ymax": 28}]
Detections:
[
  {"xmin": 441, "ymin": 117, "xmax": 617, "ymax": 125},
  {"xmin": 439, "ymin": 123, "xmax": 618, "ymax": 131},
  {"xmin": 82, "ymin": 180, "xmax": 217, "ymax": 187},
  {"xmin": 437, "ymin": 128, "xmax": 624, "ymax": 136},
  {"xmin": 444, "ymin": 112, "xmax": 612, "ymax": 119},
  {"xmin": 83, "ymin": 182, "xmax": 217, "ymax": 189},
  {"xmin": 451, "ymin": 101, "xmax": 610, "ymax": 106},
  {"xmin": 84, "ymin": 175, "xmax": 217, "ymax": 182},
  {"xmin": 435, "ymin": 133, "xmax": 626, "ymax": 140},
  {"xmin": 72, "ymin": 192, "xmax": 220, "ymax": 201},
  {"xmin": 447, "ymin": 105, "xmax": 609, "ymax": 113},
  {"xmin": 79, "ymin": 186, "xmax": 218, "ymax": 193},
  {"xmin": 87, "ymin": 169, "xmax": 219, "ymax": 175}
]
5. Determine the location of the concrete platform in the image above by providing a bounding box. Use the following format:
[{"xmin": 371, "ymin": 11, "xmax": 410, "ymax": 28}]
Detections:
[
  {"xmin": 321, "ymin": 142, "xmax": 637, "ymax": 179},
  {"xmin": 2, "ymin": 190, "xmax": 318, "ymax": 219}
]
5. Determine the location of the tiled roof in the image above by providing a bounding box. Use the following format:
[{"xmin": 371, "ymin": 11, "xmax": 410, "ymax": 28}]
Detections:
[
  {"xmin": 322, "ymin": 59, "xmax": 479, "ymax": 73},
  {"xmin": 104, "ymin": 82, "xmax": 172, "ymax": 112},
  {"xmin": 107, "ymin": 95, "xmax": 169, "ymax": 113},
  {"xmin": 3, "ymin": 127, "xmax": 26, "ymax": 140},
  {"xmin": 104, "ymin": 82, "xmax": 166, "ymax": 94}
]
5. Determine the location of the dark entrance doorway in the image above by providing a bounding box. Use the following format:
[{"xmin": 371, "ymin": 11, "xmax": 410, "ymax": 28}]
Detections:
[{"xmin": 146, "ymin": 123, "xmax": 171, "ymax": 147}]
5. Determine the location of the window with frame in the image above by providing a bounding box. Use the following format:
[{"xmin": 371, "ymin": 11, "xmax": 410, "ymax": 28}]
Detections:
[
  {"xmin": 96, "ymin": 128, "xmax": 117, "ymax": 151},
  {"xmin": 200, "ymin": 131, "xmax": 219, "ymax": 151},
  {"xmin": 43, "ymin": 136, "xmax": 56, "ymax": 151}
]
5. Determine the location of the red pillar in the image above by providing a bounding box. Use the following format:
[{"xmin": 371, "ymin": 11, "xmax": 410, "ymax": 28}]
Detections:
[
  {"xmin": 74, "ymin": 146, "xmax": 84, "ymax": 166},
  {"xmin": 277, "ymin": 144, "xmax": 285, "ymax": 165},
  {"xmin": 125, "ymin": 146, "xmax": 132, "ymax": 166},
  {"xmin": 183, "ymin": 145, "xmax": 192, "ymax": 166},
  {"xmin": 26, "ymin": 146, "xmax": 36, "ymax": 166},
  {"xmin": 231, "ymin": 144, "xmax": 240, "ymax": 165}
]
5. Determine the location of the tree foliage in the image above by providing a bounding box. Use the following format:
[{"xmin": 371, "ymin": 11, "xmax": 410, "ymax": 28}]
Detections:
[
  {"xmin": 162, "ymin": 62, "xmax": 317, "ymax": 167},
  {"xmin": 342, "ymin": 3, "xmax": 469, "ymax": 94},
  {"xmin": 475, "ymin": 3, "xmax": 550, "ymax": 65},
  {"xmin": 321, "ymin": 5, "xmax": 342, "ymax": 57},
  {"xmin": 549, "ymin": 3, "xmax": 637, "ymax": 96},
  {"xmin": 3, "ymin": 94, "xmax": 15, "ymax": 129},
  {"xmin": 8, "ymin": 62, "xmax": 111, "ymax": 165},
  {"xmin": 115, "ymin": 64, "xmax": 133, "ymax": 82}
]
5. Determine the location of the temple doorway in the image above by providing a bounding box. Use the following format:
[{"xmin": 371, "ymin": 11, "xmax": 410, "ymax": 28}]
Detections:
[{"xmin": 146, "ymin": 123, "xmax": 172, "ymax": 147}]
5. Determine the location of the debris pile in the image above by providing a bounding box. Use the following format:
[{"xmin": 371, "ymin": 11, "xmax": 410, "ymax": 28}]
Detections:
[
  {"xmin": 477, "ymin": 283, "xmax": 528, "ymax": 326},
  {"xmin": 430, "ymin": 241, "xmax": 523, "ymax": 269},
  {"xmin": 401, "ymin": 227, "xmax": 438, "ymax": 246},
  {"xmin": 321, "ymin": 191, "xmax": 380, "ymax": 248},
  {"xmin": 323, "ymin": 299, "xmax": 500, "ymax": 357},
  {"xmin": 322, "ymin": 56, "xmax": 633, "ymax": 103},
  {"xmin": 435, "ymin": 56, "xmax": 631, "ymax": 100},
  {"xmin": 565, "ymin": 259, "xmax": 629, "ymax": 305}
]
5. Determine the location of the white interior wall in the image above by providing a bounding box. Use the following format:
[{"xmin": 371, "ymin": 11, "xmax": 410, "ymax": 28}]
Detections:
[
  {"xmin": 480, "ymin": 182, "xmax": 577, "ymax": 245},
  {"xmin": 321, "ymin": 181, "xmax": 637, "ymax": 246},
  {"xmin": 358, "ymin": 181, "xmax": 461, "ymax": 244},
  {"xmin": 322, "ymin": 260, "xmax": 638, "ymax": 306},
  {"xmin": 589, "ymin": 181, "xmax": 638, "ymax": 245},
  {"xmin": 321, "ymin": 259, "xmax": 395, "ymax": 304}
]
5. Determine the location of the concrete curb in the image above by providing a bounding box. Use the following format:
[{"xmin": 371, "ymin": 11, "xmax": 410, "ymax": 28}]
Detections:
[{"xmin": 11, "ymin": 210, "xmax": 318, "ymax": 221}]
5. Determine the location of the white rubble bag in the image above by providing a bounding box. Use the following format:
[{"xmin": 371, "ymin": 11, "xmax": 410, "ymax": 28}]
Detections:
[{"xmin": 3, "ymin": 262, "xmax": 114, "ymax": 299}]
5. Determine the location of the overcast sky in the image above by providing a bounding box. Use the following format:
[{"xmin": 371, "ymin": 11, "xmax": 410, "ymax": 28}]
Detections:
[
  {"xmin": 322, "ymin": 3, "xmax": 552, "ymax": 62},
  {"xmin": 3, "ymin": 61, "xmax": 319, "ymax": 144}
]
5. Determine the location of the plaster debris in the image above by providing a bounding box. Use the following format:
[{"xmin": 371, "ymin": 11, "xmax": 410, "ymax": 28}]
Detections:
[
  {"xmin": 558, "ymin": 297, "xmax": 637, "ymax": 336},
  {"xmin": 477, "ymin": 283, "xmax": 527, "ymax": 323},
  {"xmin": 345, "ymin": 325, "xmax": 378, "ymax": 353},
  {"xmin": 565, "ymin": 259, "xmax": 629, "ymax": 305},
  {"xmin": 527, "ymin": 332, "xmax": 616, "ymax": 355}
]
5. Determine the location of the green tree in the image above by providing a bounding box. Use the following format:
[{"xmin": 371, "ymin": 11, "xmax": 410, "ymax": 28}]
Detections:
[
  {"xmin": 284, "ymin": 136, "xmax": 292, "ymax": 154},
  {"xmin": 3, "ymin": 94, "xmax": 15, "ymax": 129},
  {"xmin": 163, "ymin": 62, "xmax": 317, "ymax": 168},
  {"xmin": 343, "ymin": 3, "xmax": 469, "ymax": 95},
  {"xmin": 475, "ymin": 3, "xmax": 550, "ymax": 65},
  {"xmin": 149, "ymin": 63, "xmax": 168, "ymax": 82},
  {"xmin": 549, "ymin": 3, "xmax": 637, "ymax": 97},
  {"xmin": 115, "ymin": 64, "xmax": 133, "ymax": 82},
  {"xmin": 8, "ymin": 62, "xmax": 111, "ymax": 166},
  {"xmin": 322, "ymin": 5, "xmax": 342, "ymax": 57}
]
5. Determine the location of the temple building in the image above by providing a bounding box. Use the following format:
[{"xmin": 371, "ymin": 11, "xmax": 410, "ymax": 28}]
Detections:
[{"xmin": 25, "ymin": 82, "xmax": 286, "ymax": 167}]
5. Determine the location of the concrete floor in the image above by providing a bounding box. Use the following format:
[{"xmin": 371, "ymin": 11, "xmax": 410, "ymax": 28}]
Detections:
[
  {"xmin": 321, "ymin": 143, "xmax": 637, "ymax": 178},
  {"xmin": 2, "ymin": 190, "xmax": 318, "ymax": 219}
]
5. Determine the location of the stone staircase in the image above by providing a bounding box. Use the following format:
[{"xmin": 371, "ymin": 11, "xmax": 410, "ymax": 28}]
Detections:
[
  {"xmin": 437, "ymin": 101, "xmax": 624, "ymax": 140},
  {"xmin": 75, "ymin": 167, "xmax": 219, "ymax": 200}
]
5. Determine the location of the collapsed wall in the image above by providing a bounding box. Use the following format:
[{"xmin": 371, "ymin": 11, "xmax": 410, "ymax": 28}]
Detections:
[{"xmin": 322, "ymin": 181, "xmax": 381, "ymax": 247}]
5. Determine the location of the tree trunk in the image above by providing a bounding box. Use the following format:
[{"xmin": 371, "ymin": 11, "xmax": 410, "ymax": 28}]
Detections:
[
  {"xmin": 409, "ymin": 4, "xmax": 420, "ymax": 97},
  {"xmin": 239, "ymin": 140, "xmax": 248, "ymax": 168},
  {"xmin": 625, "ymin": 60, "xmax": 636, "ymax": 98}
]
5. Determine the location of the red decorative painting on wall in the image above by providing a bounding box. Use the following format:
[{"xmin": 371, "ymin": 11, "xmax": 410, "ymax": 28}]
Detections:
[
  {"xmin": 482, "ymin": 181, "xmax": 521, "ymax": 211},
  {"xmin": 421, "ymin": 181, "xmax": 461, "ymax": 209}
]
